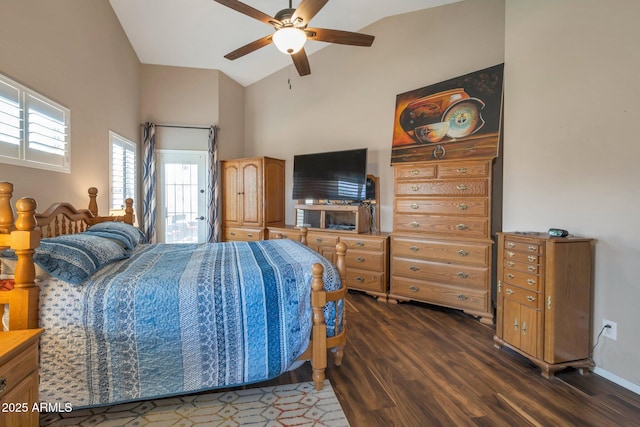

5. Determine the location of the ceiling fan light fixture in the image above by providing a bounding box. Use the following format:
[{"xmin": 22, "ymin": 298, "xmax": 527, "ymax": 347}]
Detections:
[{"xmin": 272, "ymin": 27, "xmax": 307, "ymax": 55}]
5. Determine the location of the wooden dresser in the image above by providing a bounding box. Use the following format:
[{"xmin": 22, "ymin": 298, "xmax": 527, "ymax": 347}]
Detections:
[
  {"xmin": 221, "ymin": 156, "xmax": 285, "ymax": 241},
  {"xmin": 268, "ymin": 226, "xmax": 390, "ymax": 299},
  {"xmin": 494, "ymin": 232, "xmax": 594, "ymax": 377},
  {"xmin": 389, "ymin": 159, "xmax": 495, "ymax": 323},
  {"xmin": 0, "ymin": 329, "xmax": 43, "ymax": 427}
]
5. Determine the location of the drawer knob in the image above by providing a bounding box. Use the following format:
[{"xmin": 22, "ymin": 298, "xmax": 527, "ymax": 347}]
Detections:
[
  {"xmin": 507, "ymin": 242, "xmax": 515, "ymax": 248},
  {"xmin": 456, "ymin": 224, "xmax": 468, "ymax": 231},
  {"xmin": 528, "ymin": 265, "xmax": 536, "ymax": 272},
  {"xmin": 230, "ymin": 232, "xmax": 236, "ymax": 236},
  {"xmin": 247, "ymin": 233, "xmax": 253, "ymax": 238},
  {"xmin": 409, "ymin": 246, "xmax": 419, "ymax": 252},
  {"xmin": 527, "ymin": 295, "xmax": 536, "ymax": 302},
  {"xmin": 0, "ymin": 377, "xmax": 6, "ymax": 393},
  {"xmin": 506, "ymin": 288, "xmax": 514, "ymax": 295},
  {"xmin": 528, "ymin": 255, "xmax": 536, "ymax": 262},
  {"xmin": 457, "ymin": 167, "xmax": 468, "ymax": 173},
  {"xmin": 457, "ymin": 294, "xmax": 469, "ymax": 301},
  {"xmin": 457, "ymin": 203, "xmax": 468, "ymax": 210},
  {"xmin": 410, "ymin": 221, "xmax": 420, "ymax": 228},
  {"xmin": 507, "ymin": 261, "xmax": 515, "ymax": 267},
  {"xmin": 356, "ymin": 257, "xmax": 365, "ymax": 263},
  {"xmin": 355, "ymin": 241, "xmax": 364, "ymax": 247},
  {"xmin": 411, "ymin": 185, "xmax": 419, "ymax": 192},
  {"xmin": 356, "ymin": 276, "xmax": 364, "ymax": 282},
  {"xmin": 528, "ymin": 245, "xmax": 537, "ymax": 252},
  {"xmin": 527, "ymin": 279, "xmax": 536, "ymax": 285},
  {"xmin": 457, "ymin": 250, "xmax": 468, "ymax": 257},
  {"xmin": 507, "ymin": 273, "xmax": 515, "ymax": 279},
  {"xmin": 410, "ymin": 203, "xmax": 419, "ymax": 209},
  {"xmin": 457, "ymin": 272, "xmax": 469, "ymax": 279},
  {"xmin": 316, "ymin": 238, "xmax": 323, "ymax": 242},
  {"xmin": 456, "ymin": 184, "xmax": 468, "ymax": 191},
  {"xmin": 521, "ymin": 322, "xmax": 527, "ymax": 335},
  {"xmin": 410, "ymin": 266, "xmax": 420, "ymax": 272},
  {"xmin": 408, "ymin": 285, "xmax": 419, "ymax": 292},
  {"xmin": 410, "ymin": 169, "xmax": 419, "ymax": 176},
  {"xmin": 507, "ymin": 251, "xmax": 515, "ymax": 258}
]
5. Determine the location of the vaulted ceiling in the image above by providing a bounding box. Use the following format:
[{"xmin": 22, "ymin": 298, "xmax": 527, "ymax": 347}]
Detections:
[{"xmin": 109, "ymin": 0, "xmax": 460, "ymax": 86}]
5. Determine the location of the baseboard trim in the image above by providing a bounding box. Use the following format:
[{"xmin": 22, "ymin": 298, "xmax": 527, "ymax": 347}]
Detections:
[{"xmin": 594, "ymin": 367, "xmax": 640, "ymax": 395}]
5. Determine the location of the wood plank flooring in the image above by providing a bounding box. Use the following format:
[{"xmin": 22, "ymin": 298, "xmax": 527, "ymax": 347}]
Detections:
[{"xmin": 265, "ymin": 291, "xmax": 640, "ymax": 426}]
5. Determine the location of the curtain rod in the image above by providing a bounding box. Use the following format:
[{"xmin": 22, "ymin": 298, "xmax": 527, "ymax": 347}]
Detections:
[{"xmin": 140, "ymin": 123, "xmax": 212, "ymax": 130}]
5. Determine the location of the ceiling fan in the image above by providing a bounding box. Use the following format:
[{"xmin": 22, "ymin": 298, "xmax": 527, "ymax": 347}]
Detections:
[{"xmin": 214, "ymin": 0, "xmax": 375, "ymax": 76}]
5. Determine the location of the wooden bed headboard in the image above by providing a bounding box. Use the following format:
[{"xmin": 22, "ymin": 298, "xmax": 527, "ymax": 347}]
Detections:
[
  {"xmin": 37, "ymin": 187, "xmax": 134, "ymax": 237},
  {"xmin": 0, "ymin": 182, "xmax": 133, "ymax": 329}
]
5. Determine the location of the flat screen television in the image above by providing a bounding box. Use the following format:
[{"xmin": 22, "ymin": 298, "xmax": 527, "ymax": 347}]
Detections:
[{"xmin": 292, "ymin": 148, "xmax": 367, "ymax": 201}]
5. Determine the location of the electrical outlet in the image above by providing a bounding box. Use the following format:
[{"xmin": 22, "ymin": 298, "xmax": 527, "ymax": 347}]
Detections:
[{"xmin": 602, "ymin": 319, "xmax": 617, "ymax": 340}]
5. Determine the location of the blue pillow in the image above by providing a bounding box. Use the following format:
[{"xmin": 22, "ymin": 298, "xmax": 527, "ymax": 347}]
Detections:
[
  {"xmin": 32, "ymin": 234, "xmax": 129, "ymax": 285},
  {"xmin": 85, "ymin": 221, "xmax": 147, "ymax": 250}
]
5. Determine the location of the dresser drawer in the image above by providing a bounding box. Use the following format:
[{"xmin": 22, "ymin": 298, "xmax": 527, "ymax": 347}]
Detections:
[
  {"xmin": 395, "ymin": 179, "xmax": 488, "ymax": 197},
  {"xmin": 224, "ymin": 227, "xmax": 263, "ymax": 241},
  {"xmin": 504, "ymin": 250, "xmax": 542, "ymax": 265},
  {"xmin": 0, "ymin": 340, "xmax": 38, "ymax": 400},
  {"xmin": 394, "ymin": 214, "xmax": 489, "ymax": 238},
  {"xmin": 346, "ymin": 250, "xmax": 385, "ymax": 272},
  {"xmin": 504, "ymin": 239, "xmax": 543, "ymax": 254},
  {"xmin": 306, "ymin": 232, "xmax": 339, "ymax": 247},
  {"xmin": 394, "ymin": 164, "xmax": 437, "ymax": 180},
  {"xmin": 391, "ymin": 277, "xmax": 488, "ymax": 312},
  {"xmin": 503, "ymin": 268, "xmax": 542, "ymax": 292},
  {"xmin": 391, "ymin": 236, "xmax": 490, "ymax": 266},
  {"xmin": 437, "ymin": 161, "xmax": 490, "ymax": 178},
  {"xmin": 339, "ymin": 236, "xmax": 386, "ymax": 252},
  {"xmin": 345, "ymin": 269, "xmax": 385, "ymax": 293},
  {"xmin": 392, "ymin": 256, "xmax": 488, "ymax": 288},
  {"xmin": 267, "ymin": 227, "xmax": 300, "ymax": 241},
  {"xmin": 395, "ymin": 197, "xmax": 488, "ymax": 216},
  {"xmin": 504, "ymin": 259, "xmax": 541, "ymax": 275},
  {"xmin": 501, "ymin": 285, "xmax": 542, "ymax": 309}
]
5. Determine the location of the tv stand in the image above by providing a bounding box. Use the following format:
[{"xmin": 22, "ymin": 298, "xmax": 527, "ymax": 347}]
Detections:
[{"xmin": 295, "ymin": 204, "xmax": 371, "ymax": 233}]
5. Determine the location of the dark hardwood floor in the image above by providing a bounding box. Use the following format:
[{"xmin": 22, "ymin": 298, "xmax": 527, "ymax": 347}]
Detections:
[{"xmin": 272, "ymin": 291, "xmax": 640, "ymax": 426}]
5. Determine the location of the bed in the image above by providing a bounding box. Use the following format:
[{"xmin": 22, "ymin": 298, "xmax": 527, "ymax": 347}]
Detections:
[{"xmin": 0, "ymin": 182, "xmax": 347, "ymax": 408}]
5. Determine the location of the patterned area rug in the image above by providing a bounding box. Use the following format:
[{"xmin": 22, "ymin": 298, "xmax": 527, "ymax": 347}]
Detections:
[{"xmin": 40, "ymin": 380, "xmax": 349, "ymax": 426}]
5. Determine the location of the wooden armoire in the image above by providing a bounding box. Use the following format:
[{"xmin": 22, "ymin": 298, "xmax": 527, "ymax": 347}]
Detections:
[{"xmin": 221, "ymin": 156, "xmax": 285, "ymax": 241}]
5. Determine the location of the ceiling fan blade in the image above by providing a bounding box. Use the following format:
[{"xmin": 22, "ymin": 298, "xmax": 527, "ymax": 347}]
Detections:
[
  {"xmin": 291, "ymin": 0, "xmax": 328, "ymax": 25},
  {"xmin": 224, "ymin": 34, "xmax": 274, "ymax": 60},
  {"xmin": 306, "ymin": 28, "xmax": 375, "ymax": 46},
  {"xmin": 214, "ymin": 0, "xmax": 281, "ymax": 26},
  {"xmin": 291, "ymin": 48, "xmax": 311, "ymax": 76}
]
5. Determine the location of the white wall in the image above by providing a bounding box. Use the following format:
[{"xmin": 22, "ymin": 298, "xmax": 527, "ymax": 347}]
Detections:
[
  {"xmin": 504, "ymin": 0, "xmax": 640, "ymax": 389},
  {"xmin": 244, "ymin": 0, "xmax": 506, "ymax": 231},
  {"xmin": 245, "ymin": 0, "xmax": 640, "ymax": 390},
  {"xmin": 0, "ymin": 0, "xmax": 140, "ymax": 214}
]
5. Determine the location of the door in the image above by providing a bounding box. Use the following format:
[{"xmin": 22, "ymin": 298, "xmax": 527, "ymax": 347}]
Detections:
[
  {"xmin": 240, "ymin": 159, "xmax": 262, "ymax": 226},
  {"xmin": 158, "ymin": 150, "xmax": 208, "ymax": 243}
]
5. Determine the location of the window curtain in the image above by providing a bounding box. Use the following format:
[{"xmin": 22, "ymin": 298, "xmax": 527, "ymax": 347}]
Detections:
[
  {"xmin": 207, "ymin": 125, "xmax": 221, "ymax": 243},
  {"xmin": 142, "ymin": 122, "xmax": 157, "ymax": 243}
]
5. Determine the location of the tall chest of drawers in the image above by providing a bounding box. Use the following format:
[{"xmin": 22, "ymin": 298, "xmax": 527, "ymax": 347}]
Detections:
[
  {"xmin": 493, "ymin": 232, "xmax": 594, "ymax": 378},
  {"xmin": 389, "ymin": 159, "xmax": 494, "ymax": 324}
]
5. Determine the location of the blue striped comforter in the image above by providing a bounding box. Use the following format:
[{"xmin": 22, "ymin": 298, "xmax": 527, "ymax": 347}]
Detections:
[{"xmin": 37, "ymin": 239, "xmax": 342, "ymax": 407}]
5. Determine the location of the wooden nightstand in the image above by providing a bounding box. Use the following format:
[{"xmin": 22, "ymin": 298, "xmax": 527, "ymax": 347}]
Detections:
[{"xmin": 0, "ymin": 329, "xmax": 43, "ymax": 427}]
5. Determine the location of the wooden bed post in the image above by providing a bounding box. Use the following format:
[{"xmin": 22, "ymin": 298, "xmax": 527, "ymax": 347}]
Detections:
[
  {"xmin": 2, "ymin": 192, "xmax": 41, "ymax": 330},
  {"xmin": 310, "ymin": 241, "xmax": 347, "ymax": 391},
  {"xmin": 311, "ymin": 263, "xmax": 328, "ymax": 390},
  {"xmin": 0, "ymin": 182, "xmax": 14, "ymax": 233},
  {"xmin": 88, "ymin": 187, "xmax": 99, "ymax": 217}
]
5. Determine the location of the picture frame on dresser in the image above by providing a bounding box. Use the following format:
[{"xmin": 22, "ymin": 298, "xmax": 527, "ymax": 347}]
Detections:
[{"xmin": 390, "ymin": 63, "xmax": 504, "ymax": 164}]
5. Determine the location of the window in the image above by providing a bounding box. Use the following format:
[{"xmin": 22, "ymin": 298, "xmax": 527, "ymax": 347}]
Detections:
[
  {"xmin": 0, "ymin": 73, "xmax": 70, "ymax": 172},
  {"xmin": 109, "ymin": 131, "xmax": 136, "ymax": 210}
]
